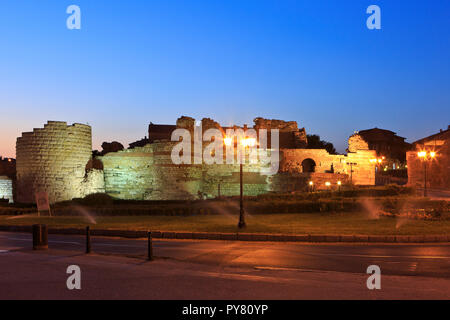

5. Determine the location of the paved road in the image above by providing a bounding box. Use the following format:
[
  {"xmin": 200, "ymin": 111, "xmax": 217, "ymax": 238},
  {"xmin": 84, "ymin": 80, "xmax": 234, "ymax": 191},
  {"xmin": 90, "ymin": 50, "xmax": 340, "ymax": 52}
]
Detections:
[
  {"xmin": 417, "ymin": 188, "xmax": 450, "ymax": 200},
  {"xmin": 1, "ymin": 232, "xmax": 449, "ymax": 278},
  {"xmin": 1, "ymin": 231, "xmax": 450, "ymax": 299}
]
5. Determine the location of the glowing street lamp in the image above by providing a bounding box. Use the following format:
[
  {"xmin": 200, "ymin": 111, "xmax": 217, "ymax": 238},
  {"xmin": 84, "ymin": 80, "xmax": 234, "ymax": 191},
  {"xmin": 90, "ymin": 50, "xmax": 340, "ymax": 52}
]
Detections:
[
  {"xmin": 418, "ymin": 151, "xmax": 427, "ymax": 158},
  {"xmin": 370, "ymin": 157, "xmax": 384, "ymax": 176},
  {"xmin": 241, "ymin": 137, "xmax": 256, "ymax": 147},
  {"xmin": 309, "ymin": 181, "xmax": 314, "ymax": 192},
  {"xmin": 417, "ymin": 150, "xmax": 437, "ymax": 197},
  {"xmin": 224, "ymin": 136, "xmax": 255, "ymax": 229},
  {"xmin": 224, "ymin": 137, "xmax": 233, "ymax": 147},
  {"xmin": 337, "ymin": 180, "xmax": 342, "ymax": 191}
]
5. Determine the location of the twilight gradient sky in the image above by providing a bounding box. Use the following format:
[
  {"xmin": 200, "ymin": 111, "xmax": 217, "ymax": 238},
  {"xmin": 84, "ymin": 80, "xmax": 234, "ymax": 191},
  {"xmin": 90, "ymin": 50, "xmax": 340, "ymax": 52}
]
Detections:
[{"xmin": 1, "ymin": 0, "xmax": 449, "ymax": 158}]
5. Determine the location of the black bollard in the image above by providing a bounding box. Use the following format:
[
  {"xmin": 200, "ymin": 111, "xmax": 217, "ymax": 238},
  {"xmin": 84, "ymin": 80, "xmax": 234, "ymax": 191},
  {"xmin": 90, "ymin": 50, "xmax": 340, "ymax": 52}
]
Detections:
[
  {"xmin": 32, "ymin": 224, "xmax": 48, "ymax": 250},
  {"xmin": 148, "ymin": 232, "xmax": 153, "ymax": 261},
  {"xmin": 86, "ymin": 226, "xmax": 91, "ymax": 254}
]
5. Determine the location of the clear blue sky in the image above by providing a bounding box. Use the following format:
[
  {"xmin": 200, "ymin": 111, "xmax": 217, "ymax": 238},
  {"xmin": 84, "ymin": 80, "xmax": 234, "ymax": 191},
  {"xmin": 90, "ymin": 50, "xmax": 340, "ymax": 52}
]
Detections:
[{"xmin": 0, "ymin": 0, "xmax": 449, "ymax": 157}]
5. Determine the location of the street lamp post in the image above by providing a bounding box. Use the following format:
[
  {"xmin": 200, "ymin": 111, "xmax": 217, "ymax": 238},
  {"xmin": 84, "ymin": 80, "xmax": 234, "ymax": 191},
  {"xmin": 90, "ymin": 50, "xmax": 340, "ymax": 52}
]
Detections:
[
  {"xmin": 370, "ymin": 157, "xmax": 384, "ymax": 185},
  {"xmin": 423, "ymin": 160, "xmax": 427, "ymax": 197},
  {"xmin": 347, "ymin": 162, "xmax": 357, "ymax": 183},
  {"xmin": 417, "ymin": 151, "xmax": 436, "ymax": 197},
  {"xmin": 238, "ymin": 162, "xmax": 245, "ymax": 228},
  {"xmin": 224, "ymin": 135, "xmax": 255, "ymax": 229}
]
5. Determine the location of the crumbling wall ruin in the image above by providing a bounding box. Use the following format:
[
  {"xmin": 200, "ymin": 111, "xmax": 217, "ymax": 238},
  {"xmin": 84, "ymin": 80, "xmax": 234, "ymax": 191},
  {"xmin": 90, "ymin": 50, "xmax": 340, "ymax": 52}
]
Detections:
[
  {"xmin": 279, "ymin": 148, "xmax": 376, "ymax": 188},
  {"xmin": 97, "ymin": 116, "xmax": 377, "ymax": 200},
  {"xmin": 100, "ymin": 141, "xmax": 270, "ymax": 200},
  {"xmin": 0, "ymin": 176, "xmax": 13, "ymax": 203},
  {"xmin": 99, "ymin": 142, "xmax": 204, "ymax": 200},
  {"xmin": 16, "ymin": 121, "xmax": 104, "ymax": 204},
  {"xmin": 348, "ymin": 133, "xmax": 369, "ymax": 153},
  {"xmin": 15, "ymin": 117, "xmax": 378, "ymax": 203}
]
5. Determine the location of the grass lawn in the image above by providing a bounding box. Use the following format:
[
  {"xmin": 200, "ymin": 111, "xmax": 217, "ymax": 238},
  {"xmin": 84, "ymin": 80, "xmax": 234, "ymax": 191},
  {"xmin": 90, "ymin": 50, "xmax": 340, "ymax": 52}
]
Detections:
[{"xmin": 1, "ymin": 212, "xmax": 449, "ymax": 235}]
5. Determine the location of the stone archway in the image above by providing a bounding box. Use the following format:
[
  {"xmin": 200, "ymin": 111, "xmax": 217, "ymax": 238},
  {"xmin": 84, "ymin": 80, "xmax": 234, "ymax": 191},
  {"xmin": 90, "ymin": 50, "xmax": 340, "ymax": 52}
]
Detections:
[{"xmin": 301, "ymin": 158, "xmax": 316, "ymax": 173}]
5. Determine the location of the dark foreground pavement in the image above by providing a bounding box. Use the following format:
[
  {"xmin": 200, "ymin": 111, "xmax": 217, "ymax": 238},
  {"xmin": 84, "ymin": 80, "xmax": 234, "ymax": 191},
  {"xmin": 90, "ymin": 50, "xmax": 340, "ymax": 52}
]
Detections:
[{"xmin": 1, "ymin": 232, "xmax": 449, "ymax": 299}]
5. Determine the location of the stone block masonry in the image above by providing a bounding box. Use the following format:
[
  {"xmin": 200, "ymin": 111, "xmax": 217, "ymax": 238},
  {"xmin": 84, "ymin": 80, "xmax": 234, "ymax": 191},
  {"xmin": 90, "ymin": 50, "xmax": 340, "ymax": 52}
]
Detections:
[
  {"xmin": 0, "ymin": 176, "xmax": 13, "ymax": 203},
  {"xmin": 15, "ymin": 117, "xmax": 377, "ymax": 203},
  {"xmin": 280, "ymin": 149, "xmax": 376, "ymax": 187},
  {"xmin": 16, "ymin": 121, "xmax": 104, "ymax": 204},
  {"xmin": 99, "ymin": 142, "xmax": 270, "ymax": 200}
]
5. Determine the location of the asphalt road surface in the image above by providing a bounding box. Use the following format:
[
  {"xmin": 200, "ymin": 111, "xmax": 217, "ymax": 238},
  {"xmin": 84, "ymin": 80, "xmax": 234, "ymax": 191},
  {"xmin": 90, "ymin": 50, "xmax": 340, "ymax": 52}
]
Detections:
[
  {"xmin": 1, "ymin": 231, "xmax": 449, "ymax": 299},
  {"xmin": 417, "ymin": 188, "xmax": 450, "ymax": 200}
]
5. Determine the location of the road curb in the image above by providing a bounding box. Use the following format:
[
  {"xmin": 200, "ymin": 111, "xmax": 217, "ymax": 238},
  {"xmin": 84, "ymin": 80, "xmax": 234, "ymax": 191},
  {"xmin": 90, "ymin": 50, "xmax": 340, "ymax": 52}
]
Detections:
[{"xmin": 0, "ymin": 225, "xmax": 449, "ymax": 243}]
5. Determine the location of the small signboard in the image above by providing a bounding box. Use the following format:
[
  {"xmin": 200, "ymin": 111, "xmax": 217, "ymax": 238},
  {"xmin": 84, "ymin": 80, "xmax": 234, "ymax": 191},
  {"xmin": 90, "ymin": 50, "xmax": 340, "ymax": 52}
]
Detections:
[{"xmin": 35, "ymin": 191, "xmax": 51, "ymax": 216}]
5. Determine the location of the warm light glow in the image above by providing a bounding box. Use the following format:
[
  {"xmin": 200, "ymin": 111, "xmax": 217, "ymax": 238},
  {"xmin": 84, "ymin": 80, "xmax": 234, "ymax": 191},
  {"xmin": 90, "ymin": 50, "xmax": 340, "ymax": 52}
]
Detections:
[
  {"xmin": 224, "ymin": 137, "xmax": 233, "ymax": 146},
  {"xmin": 377, "ymin": 159, "xmax": 382, "ymax": 163},
  {"xmin": 325, "ymin": 182, "xmax": 331, "ymax": 187},
  {"xmin": 240, "ymin": 137, "xmax": 256, "ymax": 147},
  {"xmin": 309, "ymin": 181, "xmax": 314, "ymax": 186},
  {"xmin": 418, "ymin": 151, "xmax": 437, "ymax": 159},
  {"xmin": 337, "ymin": 181, "xmax": 342, "ymax": 186}
]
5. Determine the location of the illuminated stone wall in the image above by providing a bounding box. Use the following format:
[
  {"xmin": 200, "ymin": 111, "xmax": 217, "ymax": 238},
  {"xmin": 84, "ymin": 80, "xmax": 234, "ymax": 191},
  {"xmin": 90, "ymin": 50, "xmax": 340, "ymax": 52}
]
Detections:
[
  {"xmin": 407, "ymin": 130, "xmax": 450, "ymax": 190},
  {"xmin": 100, "ymin": 142, "xmax": 270, "ymax": 200},
  {"xmin": 100, "ymin": 144, "xmax": 375, "ymax": 200},
  {"xmin": 99, "ymin": 117, "xmax": 376, "ymax": 200},
  {"xmin": 16, "ymin": 121, "xmax": 104, "ymax": 204},
  {"xmin": 100, "ymin": 144, "xmax": 158, "ymax": 200},
  {"xmin": 201, "ymin": 162, "xmax": 270, "ymax": 198},
  {"xmin": 280, "ymin": 148, "xmax": 376, "ymax": 186},
  {"xmin": 15, "ymin": 118, "xmax": 377, "ymax": 203},
  {"xmin": 0, "ymin": 176, "xmax": 13, "ymax": 203},
  {"xmin": 100, "ymin": 142, "xmax": 202, "ymax": 200},
  {"xmin": 345, "ymin": 150, "xmax": 377, "ymax": 185},
  {"xmin": 348, "ymin": 133, "xmax": 369, "ymax": 153}
]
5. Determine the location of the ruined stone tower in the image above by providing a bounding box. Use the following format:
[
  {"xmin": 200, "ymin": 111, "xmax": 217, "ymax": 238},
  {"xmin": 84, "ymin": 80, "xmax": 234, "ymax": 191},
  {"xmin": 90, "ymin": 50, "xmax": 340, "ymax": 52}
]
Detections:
[{"xmin": 16, "ymin": 121, "xmax": 104, "ymax": 204}]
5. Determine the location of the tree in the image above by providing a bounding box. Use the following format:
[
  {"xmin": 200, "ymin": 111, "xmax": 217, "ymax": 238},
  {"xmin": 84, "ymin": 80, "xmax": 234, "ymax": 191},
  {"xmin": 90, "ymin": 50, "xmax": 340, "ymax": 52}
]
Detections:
[
  {"xmin": 307, "ymin": 134, "xmax": 337, "ymax": 154},
  {"xmin": 101, "ymin": 141, "xmax": 124, "ymax": 155}
]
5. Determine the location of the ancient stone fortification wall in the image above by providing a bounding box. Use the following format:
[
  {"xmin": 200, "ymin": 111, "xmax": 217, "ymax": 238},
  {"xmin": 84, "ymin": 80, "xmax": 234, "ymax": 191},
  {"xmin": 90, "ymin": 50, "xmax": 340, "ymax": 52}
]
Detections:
[
  {"xmin": 100, "ymin": 142, "xmax": 270, "ymax": 200},
  {"xmin": 16, "ymin": 121, "xmax": 104, "ymax": 204},
  {"xmin": 100, "ymin": 141, "xmax": 376, "ymax": 200},
  {"xmin": 101, "ymin": 142, "xmax": 203, "ymax": 200},
  {"xmin": 0, "ymin": 176, "xmax": 13, "ymax": 203},
  {"xmin": 99, "ymin": 145, "xmax": 154, "ymax": 200},
  {"xmin": 345, "ymin": 150, "xmax": 377, "ymax": 185},
  {"xmin": 280, "ymin": 149, "xmax": 346, "ymax": 174},
  {"xmin": 280, "ymin": 149, "xmax": 376, "ymax": 186},
  {"xmin": 100, "ymin": 146, "xmax": 376, "ymax": 200},
  {"xmin": 201, "ymin": 161, "xmax": 270, "ymax": 198},
  {"xmin": 348, "ymin": 133, "xmax": 369, "ymax": 153}
]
